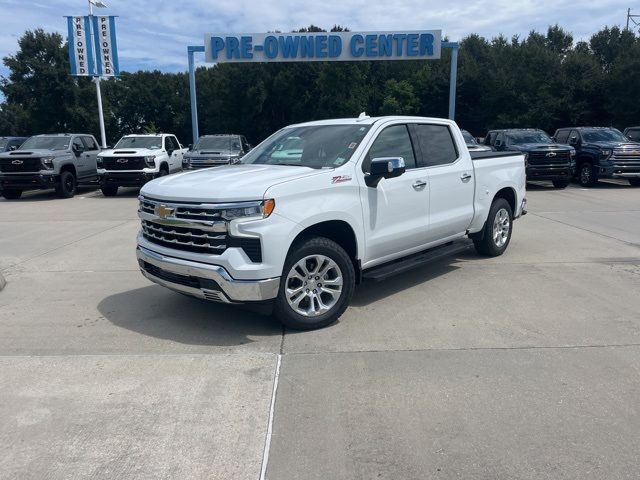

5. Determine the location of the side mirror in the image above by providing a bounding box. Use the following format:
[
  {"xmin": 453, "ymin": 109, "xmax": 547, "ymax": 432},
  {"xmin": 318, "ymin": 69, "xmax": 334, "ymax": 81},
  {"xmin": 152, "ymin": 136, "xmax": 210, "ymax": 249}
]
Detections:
[
  {"xmin": 72, "ymin": 144, "xmax": 82, "ymax": 155},
  {"xmin": 365, "ymin": 157, "xmax": 406, "ymax": 187},
  {"xmin": 188, "ymin": 144, "xmax": 193, "ymax": 151},
  {"xmin": 9, "ymin": 145, "xmax": 17, "ymax": 151}
]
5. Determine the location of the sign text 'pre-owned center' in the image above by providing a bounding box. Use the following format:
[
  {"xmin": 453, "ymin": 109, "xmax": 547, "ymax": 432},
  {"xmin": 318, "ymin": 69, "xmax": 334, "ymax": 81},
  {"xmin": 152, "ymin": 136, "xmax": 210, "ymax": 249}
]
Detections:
[{"xmin": 204, "ymin": 31, "xmax": 442, "ymax": 63}]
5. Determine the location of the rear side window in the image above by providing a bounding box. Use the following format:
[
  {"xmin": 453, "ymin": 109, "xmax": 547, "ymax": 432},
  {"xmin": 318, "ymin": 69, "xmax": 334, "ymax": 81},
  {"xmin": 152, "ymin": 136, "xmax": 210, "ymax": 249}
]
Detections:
[
  {"xmin": 82, "ymin": 136, "xmax": 98, "ymax": 150},
  {"xmin": 363, "ymin": 125, "xmax": 416, "ymax": 172},
  {"xmin": 410, "ymin": 124, "xmax": 458, "ymax": 167},
  {"xmin": 555, "ymin": 130, "xmax": 570, "ymax": 143}
]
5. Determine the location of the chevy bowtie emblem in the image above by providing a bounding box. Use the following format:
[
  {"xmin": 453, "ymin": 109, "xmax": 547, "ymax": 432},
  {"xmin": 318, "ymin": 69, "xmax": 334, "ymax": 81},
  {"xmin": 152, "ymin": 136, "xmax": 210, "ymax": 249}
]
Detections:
[
  {"xmin": 116, "ymin": 158, "xmax": 128, "ymax": 163},
  {"xmin": 11, "ymin": 159, "xmax": 23, "ymax": 165},
  {"xmin": 546, "ymin": 152, "xmax": 557, "ymax": 157},
  {"xmin": 154, "ymin": 205, "xmax": 175, "ymax": 219}
]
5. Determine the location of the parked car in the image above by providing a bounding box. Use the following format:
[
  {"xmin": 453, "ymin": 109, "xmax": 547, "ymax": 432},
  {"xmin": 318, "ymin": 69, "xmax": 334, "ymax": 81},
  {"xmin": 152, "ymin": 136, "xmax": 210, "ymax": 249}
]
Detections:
[
  {"xmin": 0, "ymin": 137, "xmax": 27, "ymax": 152},
  {"xmin": 553, "ymin": 127, "xmax": 640, "ymax": 186},
  {"xmin": 182, "ymin": 134, "xmax": 252, "ymax": 169},
  {"xmin": 461, "ymin": 130, "xmax": 492, "ymax": 152},
  {"xmin": 0, "ymin": 133, "xmax": 100, "ymax": 199},
  {"xmin": 484, "ymin": 129, "xmax": 575, "ymax": 188},
  {"xmin": 135, "ymin": 115, "xmax": 526, "ymax": 330},
  {"xmin": 624, "ymin": 127, "xmax": 640, "ymax": 142},
  {"xmin": 97, "ymin": 134, "xmax": 187, "ymax": 196}
]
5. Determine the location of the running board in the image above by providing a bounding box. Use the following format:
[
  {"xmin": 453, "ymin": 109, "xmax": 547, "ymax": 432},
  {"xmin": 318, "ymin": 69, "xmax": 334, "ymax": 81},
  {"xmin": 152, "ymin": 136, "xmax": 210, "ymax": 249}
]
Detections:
[{"xmin": 362, "ymin": 240, "xmax": 473, "ymax": 282}]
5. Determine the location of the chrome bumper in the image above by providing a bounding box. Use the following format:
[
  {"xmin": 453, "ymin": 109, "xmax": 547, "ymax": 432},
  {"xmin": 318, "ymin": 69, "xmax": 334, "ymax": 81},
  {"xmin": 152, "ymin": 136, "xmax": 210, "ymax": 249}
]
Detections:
[{"xmin": 136, "ymin": 246, "xmax": 280, "ymax": 303}]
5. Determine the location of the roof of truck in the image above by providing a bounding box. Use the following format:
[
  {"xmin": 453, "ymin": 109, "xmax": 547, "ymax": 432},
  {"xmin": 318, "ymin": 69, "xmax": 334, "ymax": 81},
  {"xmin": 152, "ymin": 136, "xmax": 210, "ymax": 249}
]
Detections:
[
  {"xmin": 290, "ymin": 115, "xmax": 456, "ymax": 128},
  {"xmin": 31, "ymin": 133, "xmax": 94, "ymax": 137}
]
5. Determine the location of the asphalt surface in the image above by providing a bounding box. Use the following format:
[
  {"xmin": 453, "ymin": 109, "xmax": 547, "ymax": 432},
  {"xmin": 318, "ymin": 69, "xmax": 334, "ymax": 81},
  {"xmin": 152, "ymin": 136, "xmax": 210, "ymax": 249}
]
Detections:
[{"xmin": 1, "ymin": 180, "xmax": 639, "ymax": 479}]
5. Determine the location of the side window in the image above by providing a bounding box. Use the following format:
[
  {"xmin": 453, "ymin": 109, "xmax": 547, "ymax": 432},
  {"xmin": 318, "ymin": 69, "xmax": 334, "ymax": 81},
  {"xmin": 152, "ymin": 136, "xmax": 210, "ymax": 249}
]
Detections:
[
  {"xmin": 241, "ymin": 136, "xmax": 251, "ymax": 151},
  {"xmin": 170, "ymin": 136, "xmax": 181, "ymax": 149},
  {"xmin": 72, "ymin": 137, "xmax": 85, "ymax": 152},
  {"xmin": 554, "ymin": 130, "xmax": 568, "ymax": 143},
  {"xmin": 627, "ymin": 129, "xmax": 639, "ymax": 141},
  {"xmin": 411, "ymin": 124, "xmax": 459, "ymax": 167},
  {"xmin": 569, "ymin": 130, "xmax": 580, "ymax": 145},
  {"xmin": 362, "ymin": 125, "xmax": 416, "ymax": 173},
  {"xmin": 164, "ymin": 137, "xmax": 175, "ymax": 152},
  {"xmin": 82, "ymin": 136, "xmax": 98, "ymax": 150},
  {"xmin": 496, "ymin": 132, "xmax": 506, "ymax": 146},
  {"xmin": 485, "ymin": 131, "xmax": 497, "ymax": 146}
]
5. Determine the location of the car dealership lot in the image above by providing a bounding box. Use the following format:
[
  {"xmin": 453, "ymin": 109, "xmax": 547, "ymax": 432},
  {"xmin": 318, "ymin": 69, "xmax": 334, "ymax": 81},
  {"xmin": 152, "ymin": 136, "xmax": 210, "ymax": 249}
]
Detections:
[{"xmin": 1, "ymin": 182, "xmax": 640, "ymax": 479}]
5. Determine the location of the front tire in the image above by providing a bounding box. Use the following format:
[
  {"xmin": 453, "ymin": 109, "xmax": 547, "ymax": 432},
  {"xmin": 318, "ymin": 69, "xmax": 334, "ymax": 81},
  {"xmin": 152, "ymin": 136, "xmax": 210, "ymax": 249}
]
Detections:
[
  {"xmin": 474, "ymin": 198, "xmax": 513, "ymax": 257},
  {"xmin": 552, "ymin": 179, "xmax": 569, "ymax": 189},
  {"xmin": 101, "ymin": 185, "xmax": 118, "ymax": 197},
  {"xmin": 273, "ymin": 237, "xmax": 355, "ymax": 330},
  {"xmin": 55, "ymin": 170, "xmax": 77, "ymax": 198},
  {"xmin": 628, "ymin": 178, "xmax": 640, "ymax": 187},
  {"xmin": 1, "ymin": 189, "xmax": 23, "ymax": 200},
  {"xmin": 578, "ymin": 162, "xmax": 596, "ymax": 187}
]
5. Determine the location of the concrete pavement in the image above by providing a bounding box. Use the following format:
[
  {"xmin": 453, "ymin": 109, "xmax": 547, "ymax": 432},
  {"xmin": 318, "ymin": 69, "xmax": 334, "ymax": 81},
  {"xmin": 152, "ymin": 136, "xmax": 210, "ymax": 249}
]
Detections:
[{"xmin": 1, "ymin": 180, "xmax": 640, "ymax": 479}]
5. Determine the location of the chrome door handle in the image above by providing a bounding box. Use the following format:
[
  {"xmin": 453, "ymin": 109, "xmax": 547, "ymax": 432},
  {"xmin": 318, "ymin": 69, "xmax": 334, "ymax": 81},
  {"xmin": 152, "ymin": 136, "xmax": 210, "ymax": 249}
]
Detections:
[
  {"xmin": 412, "ymin": 180, "xmax": 427, "ymax": 189},
  {"xmin": 460, "ymin": 173, "xmax": 472, "ymax": 182}
]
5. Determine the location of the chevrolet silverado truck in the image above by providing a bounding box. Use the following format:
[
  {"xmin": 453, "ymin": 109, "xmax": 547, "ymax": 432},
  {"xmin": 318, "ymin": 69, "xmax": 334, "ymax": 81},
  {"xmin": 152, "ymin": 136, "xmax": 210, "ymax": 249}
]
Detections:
[
  {"xmin": 0, "ymin": 133, "xmax": 100, "ymax": 199},
  {"xmin": 136, "ymin": 115, "xmax": 526, "ymax": 330},
  {"xmin": 182, "ymin": 134, "xmax": 252, "ymax": 169},
  {"xmin": 484, "ymin": 128, "xmax": 575, "ymax": 188},
  {"xmin": 97, "ymin": 134, "xmax": 187, "ymax": 196},
  {"xmin": 553, "ymin": 127, "xmax": 640, "ymax": 187}
]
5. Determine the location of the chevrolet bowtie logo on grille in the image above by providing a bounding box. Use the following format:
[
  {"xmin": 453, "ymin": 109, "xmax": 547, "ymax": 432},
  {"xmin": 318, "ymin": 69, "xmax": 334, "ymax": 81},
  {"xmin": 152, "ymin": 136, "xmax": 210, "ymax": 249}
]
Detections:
[
  {"xmin": 116, "ymin": 158, "xmax": 128, "ymax": 163},
  {"xmin": 546, "ymin": 152, "xmax": 557, "ymax": 157},
  {"xmin": 154, "ymin": 205, "xmax": 175, "ymax": 219},
  {"xmin": 11, "ymin": 160, "xmax": 23, "ymax": 165}
]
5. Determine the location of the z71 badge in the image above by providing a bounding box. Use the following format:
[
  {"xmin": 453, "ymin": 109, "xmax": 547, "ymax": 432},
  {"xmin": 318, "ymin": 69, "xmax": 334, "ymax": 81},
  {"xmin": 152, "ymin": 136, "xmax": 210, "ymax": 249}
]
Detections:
[{"xmin": 331, "ymin": 175, "xmax": 352, "ymax": 184}]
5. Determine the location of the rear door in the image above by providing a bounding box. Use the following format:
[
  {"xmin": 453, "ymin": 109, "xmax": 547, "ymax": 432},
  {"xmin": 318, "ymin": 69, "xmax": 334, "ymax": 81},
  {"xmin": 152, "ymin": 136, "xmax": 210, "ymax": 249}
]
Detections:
[
  {"xmin": 359, "ymin": 123, "xmax": 430, "ymax": 263},
  {"xmin": 81, "ymin": 136, "xmax": 100, "ymax": 178},
  {"xmin": 409, "ymin": 123, "xmax": 475, "ymax": 242}
]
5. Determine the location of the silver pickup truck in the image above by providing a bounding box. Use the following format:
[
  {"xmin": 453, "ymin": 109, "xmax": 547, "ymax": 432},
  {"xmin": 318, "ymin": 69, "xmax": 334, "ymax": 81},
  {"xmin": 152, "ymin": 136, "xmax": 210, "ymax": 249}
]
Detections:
[{"xmin": 0, "ymin": 134, "xmax": 100, "ymax": 199}]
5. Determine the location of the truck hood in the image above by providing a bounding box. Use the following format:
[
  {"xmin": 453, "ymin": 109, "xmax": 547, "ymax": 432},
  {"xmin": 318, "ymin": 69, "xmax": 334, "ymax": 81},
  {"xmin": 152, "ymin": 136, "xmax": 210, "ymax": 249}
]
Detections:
[
  {"xmin": 99, "ymin": 148, "xmax": 161, "ymax": 157},
  {"xmin": 140, "ymin": 164, "xmax": 325, "ymax": 202},
  {"xmin": 510, "ymin": 143, "xmax": 573, "ymax": 152},
  {"xmin": 583, "ymin": 141, "xmax": 640, "ymax": 150},
  {"xmin": 0, "ymin": 148, "xmax": 68, "ymax": 158}
]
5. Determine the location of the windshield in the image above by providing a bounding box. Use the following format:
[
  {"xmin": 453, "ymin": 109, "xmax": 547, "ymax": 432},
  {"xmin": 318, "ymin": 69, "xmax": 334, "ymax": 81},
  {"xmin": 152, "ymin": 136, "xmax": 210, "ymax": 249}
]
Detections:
[
  {"xmin": 582, "ymin": 129, "xmax": 626, "ymax": 143},
  {"xmin": 506, "ymin": 131, "xmax": 552, "ymax": 144},
  {"xmin": 0, "ymin": 139, "xmax": 8, "ymax": 149},
  {"xmin": 240, "ymin": 125, "xmax": 371, "ymax": 168},
  {"xmin": 461, "ymin": 131, "xmax": 477, "ymax": 145},
  {"xmin": 114, "ymin": 136, "xmax": 162, "ymax": 150},
  {"xmin": 195, "ymin": 136, "xmax": 241, "ymax": 151},
  {"xmin": 20, "ymin": 137, "xmax": 70, "ymax": 151}
]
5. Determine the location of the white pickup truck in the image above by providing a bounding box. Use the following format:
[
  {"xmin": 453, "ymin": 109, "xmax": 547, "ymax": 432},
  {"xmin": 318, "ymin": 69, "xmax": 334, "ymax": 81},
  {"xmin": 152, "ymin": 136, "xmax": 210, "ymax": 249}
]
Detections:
[
  {"xmin": 97, "ymin": 133, "xmax": 187, "ymax": 196},
  {"xmin": 136, "ymin": 115, "xmax": 526, "ymax": 329}
]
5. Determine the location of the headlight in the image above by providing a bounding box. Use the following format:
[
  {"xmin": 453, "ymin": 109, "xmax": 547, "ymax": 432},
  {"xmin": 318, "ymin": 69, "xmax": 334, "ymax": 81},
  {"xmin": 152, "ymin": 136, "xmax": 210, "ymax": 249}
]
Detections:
[
  {"xmin": 144, "ymin": 155, "xmax": 156, "ymax": 167},
  {"xmin": 41, "ymin": 156, "xmax": 55, "ymax": 169},
  {"xmin": 601, "ymin": 149, "xmax": 612, "ymax": 159},
  {"xmin": 570, "ymin": 150, "xmax": 576, "ymax": 157},
  {"xmin": 96, "ymin": 156, "xmax": 104, "ymax": 168},
  {"xmin": 221, "ymin": 199, "xmax": 275, "ymax": 220}
]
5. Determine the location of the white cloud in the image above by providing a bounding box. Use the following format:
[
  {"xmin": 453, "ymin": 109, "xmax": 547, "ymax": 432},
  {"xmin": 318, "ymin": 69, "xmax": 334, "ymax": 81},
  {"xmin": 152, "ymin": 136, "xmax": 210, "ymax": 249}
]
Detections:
[{"xmin": 0, "ymin": 0, "xmax": 634, "ymax": 76}]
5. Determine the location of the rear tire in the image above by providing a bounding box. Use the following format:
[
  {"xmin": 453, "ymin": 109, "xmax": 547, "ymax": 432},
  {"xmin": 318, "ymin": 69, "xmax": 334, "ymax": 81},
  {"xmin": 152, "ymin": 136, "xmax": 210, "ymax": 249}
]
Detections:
[
  {"xmin": 552, "ymin": 179, "xmax": 569, "ymax": 189},
  {"xmin": 101, "ymin": 185, "xmax": 118, "ymax": 197},
  {"xmin": 474, "ymin": 198, "xmax": 513, "ymax": 257},
  {"xmin": 578, "ymin": 162, "xmax": 596, "ymax": 187},
  {"xmin": 55, "ymin": 170, "xmax": 77, "ymax": 198},
  {"xmin": 628, "ymin": 178, "xmax": 640, "ymax": 187},
  {"xmin": 1, "ymin": 189, "xmax": 23, "ymax": 200},
  {"xmin": 273, "ymin": 237, "xmax": 355, "ymax": 330}
]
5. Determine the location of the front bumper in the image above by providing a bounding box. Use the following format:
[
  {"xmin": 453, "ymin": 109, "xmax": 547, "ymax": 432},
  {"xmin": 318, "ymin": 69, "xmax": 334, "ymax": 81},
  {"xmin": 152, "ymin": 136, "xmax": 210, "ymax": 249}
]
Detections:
[
  {"xmin": 100, "ymin": 171, "xmax": 159, "ymax": 187},
  {"xmin": 136, "ymin": 245, "xmax": 280, "ymax": 303},
  {"xmin": 526, "ymin": 164, "xmax": 573, "ymax": 181},
  {"xmin": 597, "ymin": 164, "xmax": 640, "ymax": 178},
  {"xmin": 0, "ymin": 173, "xmax": 57, "ymax": 190}
]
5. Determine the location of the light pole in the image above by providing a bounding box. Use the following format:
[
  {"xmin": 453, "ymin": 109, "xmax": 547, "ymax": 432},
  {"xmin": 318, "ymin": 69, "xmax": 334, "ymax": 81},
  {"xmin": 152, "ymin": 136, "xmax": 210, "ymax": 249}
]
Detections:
[{"xmin": 88, "ymin": 0, "xmax": 108, "ymax": 148}]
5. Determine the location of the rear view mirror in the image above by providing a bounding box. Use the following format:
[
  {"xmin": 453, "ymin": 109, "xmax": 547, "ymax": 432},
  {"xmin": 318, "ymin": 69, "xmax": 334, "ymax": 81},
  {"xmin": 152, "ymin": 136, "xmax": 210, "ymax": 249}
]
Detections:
[
  {"xmin": 366, "ymin": 157, "xmax": 406, "ymax": 187},
  {"xmin": 188, "ymin": 144, "xmax": 193, "ymax": 151}
]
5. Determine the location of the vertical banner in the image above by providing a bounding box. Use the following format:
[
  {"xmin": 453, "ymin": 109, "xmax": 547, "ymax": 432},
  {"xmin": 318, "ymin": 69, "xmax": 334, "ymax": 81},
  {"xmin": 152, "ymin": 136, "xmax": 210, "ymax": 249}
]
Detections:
[
  {"xmin": 92, "ymin": 16, "xmax": 120, "ymax": 76},
  {"xmin": 66, "ymin": 16, "xmax": 95, "ymax": 75}
]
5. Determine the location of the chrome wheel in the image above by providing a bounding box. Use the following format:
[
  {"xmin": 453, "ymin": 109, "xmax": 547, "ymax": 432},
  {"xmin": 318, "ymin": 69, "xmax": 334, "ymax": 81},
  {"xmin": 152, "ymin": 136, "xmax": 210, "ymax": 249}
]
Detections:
[
  {"xmin": 492, "ymin": 207, "xmax": 510, "ymax": 248},
  {"xmin": 285, "ymin": 254, "xmax": 343, "ymax": 317}
]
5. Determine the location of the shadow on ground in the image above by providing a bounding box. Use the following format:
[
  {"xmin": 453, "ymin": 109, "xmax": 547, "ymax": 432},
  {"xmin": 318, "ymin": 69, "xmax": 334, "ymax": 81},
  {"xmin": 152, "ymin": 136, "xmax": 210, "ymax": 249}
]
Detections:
[
  {"xmin": 98, "ymin": 285, "xmax": 282, "ymax": 347},
  {"xmin": 526, "ymin": 180, "xmax": 633, "ymax": 191}
]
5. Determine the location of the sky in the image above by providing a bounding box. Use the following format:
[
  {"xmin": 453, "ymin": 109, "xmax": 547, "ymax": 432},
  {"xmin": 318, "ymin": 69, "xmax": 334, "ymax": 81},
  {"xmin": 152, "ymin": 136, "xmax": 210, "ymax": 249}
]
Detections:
[{"xmin": 0, "ymin": 0, "xmax": 636, "ymax": 77}]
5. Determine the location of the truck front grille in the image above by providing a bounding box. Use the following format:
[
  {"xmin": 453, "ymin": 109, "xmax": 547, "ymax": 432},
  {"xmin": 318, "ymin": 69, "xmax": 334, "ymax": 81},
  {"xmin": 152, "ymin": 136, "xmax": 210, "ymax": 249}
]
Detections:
[
  {"xmin": 103, "ymin": 157, "xmax": 147, "ymax": 170},
  {"xmin": 138, "ymin": 196, "xmax": 262, "ymax": 262},
  {"xmin": 0, "ymin": 158, "xmax": 41, "ymax": 173},
  {"xmin": 611, "ymin": 149, "xmax": 640, "ymax": 167},
  {"xmin": 189, "ymin": 158, "xmax": 230, "ymax": 169},
  {"xmin": 527, "ymin": 151, "xmax": 571, "ymax": 164}
]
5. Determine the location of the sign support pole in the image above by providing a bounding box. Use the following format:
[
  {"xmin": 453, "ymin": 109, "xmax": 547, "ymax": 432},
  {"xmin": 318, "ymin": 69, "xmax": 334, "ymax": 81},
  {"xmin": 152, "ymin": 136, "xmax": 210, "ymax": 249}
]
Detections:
[
  {"xmin": 88, "ymin": 0, "xmax": 107, "ymax": 148},
  {"xmin": 443, "ymin": 41, "xmax": 459, "ymax": 121},
  {"xmin": 188, "ymin": 46, "xmax": 205, "ymax": 145}
]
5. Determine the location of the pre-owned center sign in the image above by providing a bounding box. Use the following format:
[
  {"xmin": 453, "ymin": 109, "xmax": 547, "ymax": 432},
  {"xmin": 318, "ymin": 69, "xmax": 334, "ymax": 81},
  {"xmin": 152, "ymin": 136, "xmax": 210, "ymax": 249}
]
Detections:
[{"xmin": 204, "ymin": 31, "xmax": 442, "ymax": 63}]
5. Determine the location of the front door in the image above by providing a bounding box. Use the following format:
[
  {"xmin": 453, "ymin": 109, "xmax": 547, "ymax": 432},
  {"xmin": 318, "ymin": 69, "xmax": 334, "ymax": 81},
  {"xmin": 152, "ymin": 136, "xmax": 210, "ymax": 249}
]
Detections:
[
  {"xmin": 358, "ymin": 123, "xmax": 430, "ymax": 265},
  {"xmin": 81, "ymin": 136, "xmax": 100, "ymax": 179}
]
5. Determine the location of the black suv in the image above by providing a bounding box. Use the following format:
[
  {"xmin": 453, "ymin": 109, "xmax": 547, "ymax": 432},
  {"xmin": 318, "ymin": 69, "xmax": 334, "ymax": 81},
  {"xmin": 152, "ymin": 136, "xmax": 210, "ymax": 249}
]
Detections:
[
  {"xmin": 553, "ymin": 127, "xmax": 640, "ymax": 187},
  {"xmin": 624, "ymin": 127, "xmax": 640, "ymax": 142},
  {"xmin": 484, "ymin": 129, "xmax": 575, "ymax": 188}
]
